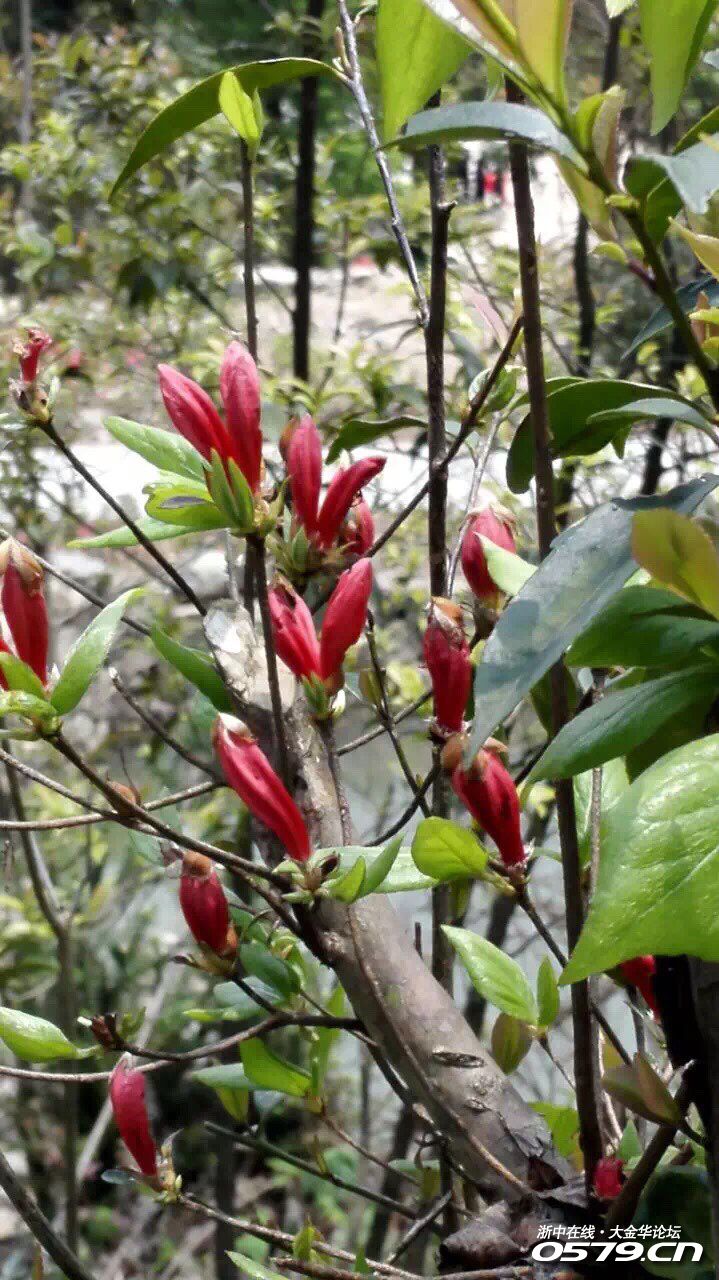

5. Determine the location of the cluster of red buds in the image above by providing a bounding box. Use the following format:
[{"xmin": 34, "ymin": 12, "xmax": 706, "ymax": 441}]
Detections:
[
  {"xmin": 446, "ymin": 739, "xmax": 525, "ymax": 871},
  {"xmin": 278, "ymin": 415, "xmax": 385, "ymax": 575},
  {"xmin": 423, "ymin": 598, "xmax": 472, "ymax": 737},
  {"xmin": 461, "ymin": 505, "xmax": 516, "ymax": 606},
  {"xmin": 109, "ymin": 1059, "xmax": 159, "ymax": 1182},
  {"xmin": 179, "ymin": 850, "xmax": 237, "ymax": 967},
  {"xmin": 269, "ymin": 560, "xmax": 373, "ymax": 717},
  {"xmin": 592, "ymin": 1155, "xmax": 625, "ymax": 1201},
  {"xmin": 10, "ymin": 327, "xmax": 53, "ymax": 423},
  {"xmin": 0, "ymin": 538, "xmax": 49, "ymax": 688},
  {"xmin": 618, "ymin": 955, "xmax": 659, "ymax": 1018}
]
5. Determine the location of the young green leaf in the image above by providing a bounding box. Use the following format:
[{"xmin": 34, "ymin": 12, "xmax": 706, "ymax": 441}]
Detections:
[
  {"xmin": 411, "ymin": 818, "xmax": 488, "ymax": 882},
  {"xmin": 320, "ymin": 846, "xmax": 436, "ymax": 893},
  {"xmin": 632, "ymin": 509, "xmax": 719, "ymax": 618},
  {"xmin": 362, "ymin": 835, "xmax": 403, "ymax": 894},
  {"xmin": 531, "ymin": 1103, "xmax": 580, "ymax": 1158},
  {"xmin": 398, "ymin": 101, "xmax": 582, "ymax": 166},
  {"xmin": 68, "ymin": 515, "xmax": 200, "ymax": 549},
  {"xmin": 536, "ymin": 958, "xmax": 560, "ymax": 1027},
  {"xmin": 443, "ymin": 926, "xmax": 538, "ymax": 1023},
  {"xmin": 566, "ymin": 584, "xmax": 719, "ymax": 669},
  {"xmin": 478, "ymin": 537, "xmax": 535, "ymax": 596},
  {"xmin": 151, "ymin": 626, "xmax": 233, "ymax": 712},
  {"xmin": 0, "ymin": 691, "xmax": 61, "ymax": 733},
  {"xmin": 240, "ymin": 1039, "xmax": 310, "ymax": 1098},
  {"xmin": 0, "ymin": 653, "xmax": 49, "ymax": 701},
  {"xmin": 0, "ymin": 1008, "xmax": 94, "ymax": 1062},
  {"xmin": 639, "ymin": 0, "xmax": 717, "ymax": 133},
  {"xmin": 219, "ymin": 72, "xmax": 261, "ymax": 158},
  {"xmin": 104, "ymin": 416, "xmax": 205, "ymax": 482},
  {"xmin": 228, "ymin": 1254, "xmax": 285, "ymax": 1280},
  {"xmin": 328, "ymin": 858, "xmax": 367, "ymax": 903},
  {"xmin": 51, "ymin": 588, "xmax": 144, "ymax": 715},
  {"xmin": 376, "ymin": 0, "xmax": 470, "ymax": 141},
  {"xmin": 491, "ymin": 1011, "xmax": 532, "ymax": 1073}
]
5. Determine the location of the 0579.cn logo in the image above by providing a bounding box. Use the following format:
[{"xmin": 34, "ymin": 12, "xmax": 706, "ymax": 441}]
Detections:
[{"xmin": 531, "ymin": 1223, "xmax": 703, "ymax": 1264}]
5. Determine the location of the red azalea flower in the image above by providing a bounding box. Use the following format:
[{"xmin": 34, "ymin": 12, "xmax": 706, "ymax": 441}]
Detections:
[
  {"xmin": 461, "ymin": 507, "xmax": 516, "ymax": 602},
  {"xmin": 316, "ymin": 457, "xmax": 385, "ymax": 549},
  {"xmin": 619, "ymin": 956, "xmax": 659, "ymax": 1017},
  {"xmin": 319, "ymin": 560, "xmax": 373, "ymax": 681},
  {"xmin": 286, "ymin": 416, "xmax": 323, "ymax": 538},
  {"xmin": 0, "ymin": 539, "xmax": 49, "ymax": 685},
  {"xmin": 340, "ymin": 496, "xmax": 375, "ymax": 556},
  {"xmin": 268, "ymin": 579, "xmax": 322, "ymax": 681},
  {"xmin": 424, "ymin": 598, "xmax": 472, "ymax": 734},
  {"xmin": 109, "ymin": 1060, "xmax": 158, "ymax": 1178},
  {"xmin": 213, "ymin": 715, "xmax": 311, "ymax": 863},
  {"xmin": 452, "ymin": 748, "xmax": 525, "ymax": 868},
  {"xmin": 179, "ymin": 851, "xmax": 235, "ymax": 956},
  {"xmin": 593, "ymin": 1156, "xmax": 624, "ymax": 1201},
  {"xmin": 14, "ymin": 328, "xmax": 52, "ymax": 384}
]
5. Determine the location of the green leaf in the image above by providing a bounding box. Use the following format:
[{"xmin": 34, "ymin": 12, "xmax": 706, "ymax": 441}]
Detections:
[
  {"xmin": 527, "ymin": 666, "xmax": 719, "ymax": 782},
  {"xmin": 514, "ymin": 0, "xmax": 572, "ymax": 100},
  {"xmin": 104, "ymin": 417, "xmax": 205, "ymax": 483},
  {"xmin": 443, "ymin": 926, "xmax": 538, "ymax": 1023},
  {"xmin": 219, "ymin": 72, "xmax": 261, "ymax": 157},
  {"xmin": 634, "ymin": 1168, "xmax": 714, "ymax": 1278},
  {"xmin": 467, "ymin": 474, "xmax": 719, "ymax": 757},
  {"xmin": 239, "ymin": 943, "xmax": 300, "ymax": 999},
  {"xmin": 603, "ymin": 1055, "xmax": 682, "ymax": 1126},
  {"xmin": 328, "ymin": 857, "xmax": 367, "ymax": 903},
  {"xmin": 362, "ymin": 835, "xmax": 403, "ymax": 894},
  {"xmin": 192, "ymin": 1063, "xmax": 253, "ymax": 1120},
  {"xmin": 151, "ymin": 626, "xmax": 232, "ymax": 712},
  {"xmin": 617, "ymin": 1119, "xmax": 642, "ymax": 1163},
  {"xmin": 507, "ymin": 380, "xmax": 686, "ymax": 493},
  {"xmin": 213, "ymin": 978, "xmax": 281, "ymax": 1020},
  {"xmin": 112, "ymin": 59, "xmax": 343, "ymax": 195},
  {"xmin": 228, "ymin": 1254, "xmax": 285, "ymax": 1280},
  {"xmin": 491, "ymin": 1011, "xmax": 532, "ymax": 1073},
  {"xmin": 321, "ymin": 846, "xmax": 436, "ymax": 893},
  {"xmin": 561, "ymin": 735, "xmax": 719, "ymax": 982},
  {"xmin": 327, "ymin": 416, "xmax": 425, "ymax": 463},
  {"xmin": 574, "ymin": 758, "xmax": 630, "ymax": 866},
  {"xmin": 531, "ymin": 1103, "xmax": 579, "ymax": 1158},
  {"xmin": 144, "ymin": 478, "xmax": 226, "ymax": 530},
  {"xmin": 0, "ymin": 654, "xmax": 49, "ymax": 700},
  {"xmin": 567, "ymin": 585, "xmax": 719, "ymax": 668},
  {"xmin": 639, "ymin": 0, "xmax": 718, "ymax": 133},
  {"xmin": 588, "ymin": 396, "xmax": 714, "ymax": 435},
  {"xmin": 240, "ymin": 1039, "xmax": 310, "ymax": 1097},
  {"xmin": 0, "ymin": 1008, "xmax": 93, "ymax": 1062},
  {"xmin": 536, "ymin": 958, "xmax": 560, "ymax": 1027},
  {"xmin": 68, "ymin": 516, "xmax": 203, "ymax": 549},
  {"xmin": 51, "ymin": 589, "xmax": 143, "ymax": 716},
  {"xmin": 624, "ymin": 274, "xmax": 719, "ymax": 357},
  {"xmin": 478, "ymin": 537, "xmax": 535, "ymax": 596},
  {"xmin": 377, "ymin": 0, "xmax": 470, "ymax": 141},
  {"xmin": 397, "ymin": 102, "xmax": 582, "ymax": 166},
  {"xmin": 632, "ymin": 509, "xmax": 719, "ymax": 618},
  {"xmin": 411, "ymin": 818, "xmax": 488, "ymax": 882},
  {"xmin": 0, "ymin": 691, "xmax": 61, "ymax": 733}
]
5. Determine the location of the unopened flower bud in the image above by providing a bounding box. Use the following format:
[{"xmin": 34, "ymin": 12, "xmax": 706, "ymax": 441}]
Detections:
[
  {"xmin": 592, "ymin": 1156, "xmax": 624, "ymax": 1201},
  {"xmin": 109, "ymin": 1059, "xmax": 158, "ymax": 1178},
  {"xmin": 452, "ymin": 749, "xmax": 525, "ymax": 868},
  {"xmin": 424, "ymin": 598, "xmax": 472, "ymax": 734},
  {"xmin": 319, "ymin": 560, "xmax": 373, "ymax": 681},
  {"xmin": 440, "ymin": 732, "xmax": 467, "ymax": 774},
  {"xmin": 619, "ymin": 956, "xmax": 659, "ymax": 1018},
  {"xmin": 461, "ymin": 506, "xmax": 516, "ymax": 602},
  {"xmin": 316, "ymin": 457, "xmax": 385, "ymax": 550},
  {"xmin": 340, "ymin": 496, "xmax": 375, "ymax": 556},
  {"xmin": 286, "ymin": 416, "xmax": 322, "ymax": 538},
  {"xmin": 268, "ymin": 578, "xmax": 322, "ymax": 681},
  {"xmin": 179, "ymin": 850, "xmax": 235, "ymax": 957},
  {"xmin": 213, "ymin": 715, "xmax": 311, "ymax": 863},
  {"xmin": 219, "ymin": 341, "xmax": 262, "ymax": 493},
  {"xmin": 13, "ymin": 328, "xmax": 52, "ymax": 385},
  {"xmin": 0, "ymin": 539, "xmax": 49, "ymax": 685}
]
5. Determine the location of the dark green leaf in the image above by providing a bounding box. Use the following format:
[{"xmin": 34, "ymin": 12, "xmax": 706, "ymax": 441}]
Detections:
[
  {"xmin": 630, "ymin": 137, "xmax": 719, "ymax": 218},
  {"xmin": 527, "ymin": 666, "xmax": 719, "ymax": 781},
  {"xmin": 443, "ymin": 926, "xmax": 538, "ymax": 1022},
  {"xmin": 567, "ymin": 585, "xmax": 719, "ymax": 668},
  {"xmin": 507, "ymin": 381, "xmax": 685, "ymax": 493},
  {"xmin": 239, "ymin": 943, "xmax": 300, "ymax": 999},
  {"xmin": 467, "ymin": 474, "xmax": 719, "ymax": 756},
  {"xmin": 151, "ymin": 626, "xmax": 232, "ymax": 711},
  {"xmin": 377, "ymin": 0, "xmax": 470, "ymax": 140},
  {"xmin": 588, "ymin": 395, "xmax": 714, "ymax": 434},
  {"xmin": 105, "ymin": 417, "xmax": 206, "ymax": 482},
  {"xmin": 562, "ymin": 735, "xmax": 719, "ymax": 982},
  {"xmin": 327, "ymin": 415, "xmax": 425, "ymax": 463},
  {"xmin": 625, "ymin": 274, "xmax": 719, "ymax": 358},
  {"xmin": 397, "ymin": 102, "xmax": 582, "ymax": 165},
  {"xmin": 634, "ymin": 1168, "xmax": 713, "ymax": 1278},
  {"xmin": 112, "ymin": 59, "xmax": 343, "ymax": 195},
  {"xmin": 51, "ymin": 589, "xmax": 143, "ymax": 715}
]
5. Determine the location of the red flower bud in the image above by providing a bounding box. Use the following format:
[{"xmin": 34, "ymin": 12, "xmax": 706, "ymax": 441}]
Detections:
[
  {"xmin": 268, "ymin": 579, "xmax": 321, "ymax": 681},
  {"xmin": 0, "ymin": 539, "xmax": 49, "ymax": 685},
  {"xmin": 179, "ymin": 851, "xmax": 234, "ymax": 956},
  {"xmin": 316, "ymin": 457, "xmax": 386, "ymax": 549},
  {"xmin": 287, "ymin": 416, "xmax": 322, "ymax": 538},
  {"xmin": 619, "ymin": 956, "xmax": 659, "ymax": 1018},
  {"xmin": 461, "ymin": 506, "xmax": 516, "ymax": 602},
  {"xmin": 319, "ymin": 560, "xmax": 373, "ymax": 681},
  {"xmin": 213, "ymin": 715, "xmax": 311, "ymax": 863},
  {"xmin": 158, "ymin": 364, "xmax": 231, "ymax": 463},
  {"xmin": 340, "ymin": 497, "xmax": 375, "ymax": 556},
  {"xmin": 219, "ymin": 341, "xmax": 263, "ymax": 493},
  {"xmin": 593, "ymin": 1156, "xmax": 624, "ymax": 1201},
  {"xmin": 452, "ymin": 749, "xmax": 525, "ymax": 867},
  {"xmin": 14, "ymin": 328, "xmax": 52, "ymax": 384},
  {"xmin": 109, "ymin": 1060, "xmax": 158, "ymax": 1178},
  {"xmin": 424, "ymin": 598, "xmax": 472, "ymax": 734}
]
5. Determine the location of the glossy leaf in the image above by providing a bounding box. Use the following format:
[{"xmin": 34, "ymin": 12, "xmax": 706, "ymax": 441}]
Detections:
[
  {"xmin": 562, "ymin": 735, "xmax": 719, "ymax": 982},
  {"xmin": 104, "ymin": 416, "xmax": 206, "ymax": 483},
  {"xmin": 327, "ymin": 415, "xmax": 424, "ymax": 463},
  {"xmin": 639, "ymin": 0, "xmax": 718, "ymax": 133},
  {"xmin": 0, "ymin": 1008, "xmax": 93, "ymax": 1062},
  {"xmin": 491, "ymin": 1012, "xmax": 532, "ymax": 1073},
  {"xmin": 323, "ymin": 845, "xmax": 436, "ymax": 893},
  {"xmin": 632, "ymin": 509, "xmax": 719, "ymax": 618},
  {"xmin": 151, "ymin": 626, "xmax": 233, "ymax": 712},
  {"xmin": 507, "ymin": 380, "xmax": 685, "ymax": 493},
  {"xmin": 527, "ymin": 666, "xmax": 719, "ymax": 782},
  {"xmin": 588, "ymin": 395, "xmax": 714, "ymax": 435},
  {"xmin": 443, "ymin": 926, "xmax": 538, "ymax": 1023},
  {"xmin": 513, "ymin": 0, "xmax": 572, "ymax": 100},
  {"xmin": 624, "ymin": 274, "xmax": 719, "ymax": 357},
  {"xmin": 478, "ymin": 537, "xmax": 535, "ymax": 596},
  {"xmin": 419, "ymin": 0, "xmax": 519, "ymax": 66},
  {"xmin": 69, "ymin": 516, "xmax": 202, "ymax": 549},
  {"xmin": 219, "ymin": 72, "xmax": 261, "ymax": 157},
  {"xmin": 240, "ymin": 1039, "xmax": 310, "ymax": 1097},
  {"xmin": 377, "ymin": 0, "xmax": 470, "ymax": 140},
  {"xmin": 51, "ymin": 589, "xmax": 143, "ymax": 715},
  {"xmin": 411, "ymin": 818, "xmax": 488, "ymax": 881},
  {"xmin": 112, "ymin": 59, "xmax": 343, "ymax": 195},
  {"xmin": 144, "ymin": 478, "xmax": 226, "ymax": 530},
  {"xmin": 398, "ymin": 102, "xmax": 582, "ymax": 165},
  {"xmin": 239, "ymin": 943, "xmax": 300, "ymax": 999},
  {"xmin": 567, "ymin": 585, "xmax": 719, "ymax": 668},
  {"xmin": 0, "ymin": 654, "xmax": 49, "ymax": 701},
  {"xmin": 467, "ymin": 474, "xmax": 719, "ymax": 756}
]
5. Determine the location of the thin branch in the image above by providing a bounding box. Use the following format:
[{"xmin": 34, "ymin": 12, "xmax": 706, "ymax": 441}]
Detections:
[
  {"xmin": 0, "ymin": 1146, "xmax": 95, "ymax": 1280},
  {"xmin": 110, "ymin": 670, "xmax": 217, "ymax": 777},
  {"xmin": 365, "ymin": 616, "xmax": 430, "ymax": 816},
  {"xmin": 249, "ymin": 535, "xmax": 291, "ymax": 785}
]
